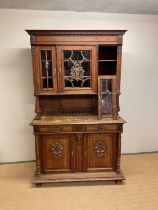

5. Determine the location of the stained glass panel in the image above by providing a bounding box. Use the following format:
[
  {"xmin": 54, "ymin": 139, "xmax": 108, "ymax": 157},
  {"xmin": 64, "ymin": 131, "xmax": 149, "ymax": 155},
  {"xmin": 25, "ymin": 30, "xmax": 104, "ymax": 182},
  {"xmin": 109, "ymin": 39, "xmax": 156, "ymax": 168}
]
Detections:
[
  {"xmin": 63, "ymin": 50, "xmax": 91, "ymax": 88},
  {"xmin": 82, "ymin": 51, "xmax": 90, "ymax": 60},
  {"xmin": 71, "ymin": 51, "xmax": 82, "ymax": 60}
]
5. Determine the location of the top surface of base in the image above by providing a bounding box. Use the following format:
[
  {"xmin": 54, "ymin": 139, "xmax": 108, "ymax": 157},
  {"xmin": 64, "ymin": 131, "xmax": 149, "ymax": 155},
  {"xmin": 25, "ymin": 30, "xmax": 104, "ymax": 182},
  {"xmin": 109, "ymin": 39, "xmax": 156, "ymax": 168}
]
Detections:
[{"xmin": 31, "ymin": 115, "xmax": 126, "ymax": 126}]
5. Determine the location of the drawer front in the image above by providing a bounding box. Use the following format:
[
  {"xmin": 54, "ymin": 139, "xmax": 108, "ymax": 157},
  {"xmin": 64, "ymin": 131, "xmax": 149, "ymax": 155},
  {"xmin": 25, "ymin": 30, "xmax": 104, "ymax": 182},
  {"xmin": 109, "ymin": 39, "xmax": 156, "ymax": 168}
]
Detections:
[
  {"xmin": 34, "ymin": 124, "xmax": 122, "ymax": 133},
  {"xmin": 72, "ymin": 125, "xmax": 84, "ymax": 132},
  {"xmin": 84, "ymin": 124, "xmax": 120, "ymax": 132},
  {"xmin": 34, "ymin": 125, "xmax": 72, "ymax": 133}
]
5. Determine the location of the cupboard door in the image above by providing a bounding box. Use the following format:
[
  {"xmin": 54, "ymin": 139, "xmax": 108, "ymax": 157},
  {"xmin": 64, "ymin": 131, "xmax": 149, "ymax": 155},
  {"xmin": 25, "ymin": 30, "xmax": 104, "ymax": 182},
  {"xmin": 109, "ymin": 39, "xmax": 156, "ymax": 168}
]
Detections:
[
  {"xmin": 42, "ymin": 135, "xmax": 74, "ymax": 173},
  {"xmin": 57, "ymin": 46, "xmax": 97, "ymax": 93},
  {"xmin": 98, "ymin": 76, "xmax": 117, "ymax": 119},
  {"xmin": 36, "ymin": 47, "xmax": 57, "ymax": 93},
  {"xmin": 84, "ymin": 134, "xmax": 117, "ymax": 172}
]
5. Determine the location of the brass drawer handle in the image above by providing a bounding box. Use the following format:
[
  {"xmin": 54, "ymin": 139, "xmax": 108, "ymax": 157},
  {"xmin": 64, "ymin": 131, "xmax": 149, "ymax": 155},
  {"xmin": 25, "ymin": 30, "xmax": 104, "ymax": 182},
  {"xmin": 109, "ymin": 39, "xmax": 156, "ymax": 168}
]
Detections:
[{"xmin": 98, "ymin": 127, "xmax": 104, "ymax": 132}]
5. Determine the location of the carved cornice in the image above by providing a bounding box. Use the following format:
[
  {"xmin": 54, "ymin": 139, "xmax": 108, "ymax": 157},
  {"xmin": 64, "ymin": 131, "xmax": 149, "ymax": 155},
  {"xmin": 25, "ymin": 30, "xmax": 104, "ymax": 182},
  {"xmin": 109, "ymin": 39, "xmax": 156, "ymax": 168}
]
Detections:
[{"xmin": 26, "ymin": 30, "xmax": 127, "ymax": 36}]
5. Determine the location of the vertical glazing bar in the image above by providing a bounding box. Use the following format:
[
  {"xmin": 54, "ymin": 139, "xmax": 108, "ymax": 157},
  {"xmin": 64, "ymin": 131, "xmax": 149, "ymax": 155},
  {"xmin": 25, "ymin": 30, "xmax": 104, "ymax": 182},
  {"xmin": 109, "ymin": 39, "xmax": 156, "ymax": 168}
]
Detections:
[
  {"xmin": 106, "ymin": 80, "xmax": 109, "ymax": 115},
  {"xmin": 98, "ymin": 77, "xmax": 101, "ymax": 119},
  {"xmin": 112, "ymin": 78, "xmax": 117, "ymax": 119},
  {"xmin": 45, "ymin": 51, "xmax": 49, "ymax": 88}
]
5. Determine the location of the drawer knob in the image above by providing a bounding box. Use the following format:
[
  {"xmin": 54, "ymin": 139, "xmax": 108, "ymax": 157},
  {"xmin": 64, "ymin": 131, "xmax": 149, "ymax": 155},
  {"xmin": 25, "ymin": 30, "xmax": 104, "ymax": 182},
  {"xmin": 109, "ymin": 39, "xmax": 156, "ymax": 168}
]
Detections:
[
  {"xmin": 49, "ymin": 128, "xmax": 60, "ymax": 133},
  {"xmin": 98, "ymin": 127, "xmax": 104, "ymax": 132}
]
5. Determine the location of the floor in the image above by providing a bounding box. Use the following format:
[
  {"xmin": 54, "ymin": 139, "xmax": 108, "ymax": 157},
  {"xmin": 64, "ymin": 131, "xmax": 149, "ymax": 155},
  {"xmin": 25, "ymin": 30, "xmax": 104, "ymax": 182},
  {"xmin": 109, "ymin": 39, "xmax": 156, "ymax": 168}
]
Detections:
[{"xmin": 0, "ymin": 153, "xmax": 158, "ymax": 210}]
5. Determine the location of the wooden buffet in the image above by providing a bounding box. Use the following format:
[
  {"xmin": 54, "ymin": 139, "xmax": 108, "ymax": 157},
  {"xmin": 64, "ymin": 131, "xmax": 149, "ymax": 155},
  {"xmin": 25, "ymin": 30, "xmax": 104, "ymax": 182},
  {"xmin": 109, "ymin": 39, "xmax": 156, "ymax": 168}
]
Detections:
[{"xmin": 26, "ymin": 30, "xmax": 127, "ymax": 186}]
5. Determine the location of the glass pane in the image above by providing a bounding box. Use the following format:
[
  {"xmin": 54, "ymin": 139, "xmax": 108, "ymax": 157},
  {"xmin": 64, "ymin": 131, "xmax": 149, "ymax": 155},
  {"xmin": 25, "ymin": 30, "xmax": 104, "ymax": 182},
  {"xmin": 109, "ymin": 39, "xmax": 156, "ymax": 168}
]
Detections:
[
  {"xmin": 63, "ymin": 50, "xmax": 91, "ymax": 88},
  {"xmin": 71, "ymin": 51, "xmax": 82, "ymax": 60},
  {"xmin": 64, "ymin": 61, "xmax": 73, "ymax": 76},
  {"xmin": 48, "ymin": 61, "xmax": 52, "ymax": 76},
  {"xmin": 47, "ymin": 51, "xmax": 52, "ymax": 60},
  {"xmin": 81, "ymin": 61, "xmax": 90, "ymax": 76},
  {"xmin": 42, "ymin": 78, "xmax": 47, "ymax": 89},
  {"xmin": 101, "ymin": 80, "xmax": 112, "ymax": 115},
  {"xmin": 48, "ymin": 78, "xmax": 53, "ymax": 88},
  {"xmin": 41, "ymin": 51, "xmax": 46, "ymax": 60},
  {"xmin": 82, "ymin": 51, "xmax": 90, "ymax": 60},
  {"xmin": 40, "ymin": 50, "xmax": 53, "ymax": 89},
  {"xmin": 64, "ymin": 51, "xmax": 72, "ymax": 60},
  {"xmin": 83, "ymin": 79, "xmax": 90, "ymax": 87},
  {"xmin": 41, "ymin": 61, "xmax": 46, "ymax": 77}
]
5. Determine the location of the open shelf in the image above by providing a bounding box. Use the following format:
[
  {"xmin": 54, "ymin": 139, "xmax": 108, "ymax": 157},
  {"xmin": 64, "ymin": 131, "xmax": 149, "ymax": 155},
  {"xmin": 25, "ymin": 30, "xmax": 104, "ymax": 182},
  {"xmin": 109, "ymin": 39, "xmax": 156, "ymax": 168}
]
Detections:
[
  {"xmin": 98, "ymin": 61, "xmax": 117, "ymax": 75},
  {"xmin": 98, "ymin": 46, "xmax": 117, "ymax": 75},
  {"xmin": 98, "ymin": 46, "xmax": 117, "ymax": 60}
]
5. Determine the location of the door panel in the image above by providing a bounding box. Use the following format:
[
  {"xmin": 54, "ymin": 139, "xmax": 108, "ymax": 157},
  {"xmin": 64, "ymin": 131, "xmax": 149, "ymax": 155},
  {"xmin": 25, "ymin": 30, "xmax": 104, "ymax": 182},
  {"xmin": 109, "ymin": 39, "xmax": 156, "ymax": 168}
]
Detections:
[
  {"xmin": 42, "ymin": 135, "xmax": 74, "ymax": 173},
  {"xmin": 57, "ymin": 46, "xmax": 97, "ymax": 93},
  {"xmin": 84, "ymin": 134, "xmax": 117, "ymax": 172},
  {"xmin": 98, "ymin": 76, "xmax": 117, "ymax": 119},
  {"xmin": 36, "ymin": 47, "xmax": 57, "ymax": 93}
]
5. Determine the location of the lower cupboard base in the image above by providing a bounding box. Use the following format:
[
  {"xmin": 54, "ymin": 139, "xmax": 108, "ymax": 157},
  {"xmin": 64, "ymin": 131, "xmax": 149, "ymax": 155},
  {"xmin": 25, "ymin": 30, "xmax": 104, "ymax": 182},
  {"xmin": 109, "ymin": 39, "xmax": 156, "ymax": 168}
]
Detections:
[{"xmin": 33, "ymin": 170, "xmax": 125, "ymax": 185}]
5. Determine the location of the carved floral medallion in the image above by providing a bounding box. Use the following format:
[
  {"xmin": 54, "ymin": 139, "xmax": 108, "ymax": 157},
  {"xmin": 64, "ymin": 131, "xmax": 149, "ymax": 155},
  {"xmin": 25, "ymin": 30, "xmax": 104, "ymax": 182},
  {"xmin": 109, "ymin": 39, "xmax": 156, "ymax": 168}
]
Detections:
[
  {"xmin": 50, "ymin": 142, "xmax": 63, "ymax": 159},
  {"xmin": 94, "ymin": 140, "xmax": 107, "ymax": 157}
]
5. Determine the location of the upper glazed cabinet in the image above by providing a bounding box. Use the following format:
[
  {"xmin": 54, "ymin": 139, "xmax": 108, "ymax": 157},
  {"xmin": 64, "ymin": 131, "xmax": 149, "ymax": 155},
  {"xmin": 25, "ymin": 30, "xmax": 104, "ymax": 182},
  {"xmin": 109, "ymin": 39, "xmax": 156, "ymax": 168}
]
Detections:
[{"xmin": 29, "ymin": 30, "xmax": 126, "ymax": 96}]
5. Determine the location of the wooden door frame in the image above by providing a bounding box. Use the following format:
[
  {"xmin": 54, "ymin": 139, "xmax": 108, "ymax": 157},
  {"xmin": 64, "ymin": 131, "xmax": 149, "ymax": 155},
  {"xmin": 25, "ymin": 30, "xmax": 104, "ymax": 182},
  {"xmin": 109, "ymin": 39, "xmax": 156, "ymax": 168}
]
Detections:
[
  {"xmin": 35, "ymin": 46, "xmax": 57, "ymax": 93},
  {"xmin": 57, "ymin": 45, "xmax": 97, "ymax": 94}
]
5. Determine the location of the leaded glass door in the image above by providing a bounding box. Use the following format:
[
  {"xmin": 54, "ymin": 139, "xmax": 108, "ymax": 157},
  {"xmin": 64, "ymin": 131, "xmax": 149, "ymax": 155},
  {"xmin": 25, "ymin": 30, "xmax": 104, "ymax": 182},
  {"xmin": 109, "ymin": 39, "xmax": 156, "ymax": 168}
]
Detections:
[
  {"xmin": 58, "ymin": 46, "xmax": 97, "ymax": 93},
  {"xmin": 37, "ymin": 47, "xmax": 57, "ymax": 93},
  {"xmin": 98, "ymin": 76, "xmax": 117, "ymax": 119}
]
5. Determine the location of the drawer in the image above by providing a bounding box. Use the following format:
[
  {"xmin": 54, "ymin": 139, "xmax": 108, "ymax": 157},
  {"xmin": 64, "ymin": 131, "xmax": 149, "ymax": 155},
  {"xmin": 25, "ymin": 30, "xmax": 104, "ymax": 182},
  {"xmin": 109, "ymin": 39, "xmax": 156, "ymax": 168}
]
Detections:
[
  {"xmin": 84, "ymin": 124, "xmax": 120, "ymax": 132},
  {"xmin": 34, "ymin": 125, "xmax": 72, "ymax": 133},
  {"xmin": 72, "ymin": 125, "xmax": 84, "ymax": 132}
]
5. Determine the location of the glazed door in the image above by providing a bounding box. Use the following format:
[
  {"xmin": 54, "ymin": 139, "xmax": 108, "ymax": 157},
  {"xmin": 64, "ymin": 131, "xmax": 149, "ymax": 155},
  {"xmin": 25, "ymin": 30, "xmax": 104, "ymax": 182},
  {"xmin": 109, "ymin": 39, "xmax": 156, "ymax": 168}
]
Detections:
[
  {"xmin": 98, "ymin": 76, "xmax": 117, "ymax": 119},
  {"xmin": 57, "ymin": 46, "xmax": 97, "ymax": 94},
  {"xmin": 42, "ymin": 134, "xmax": 74, "ymax": 173},
  {"xmin": 84, "ymin": 134, "xmax": 117, "ymax": 172},
  {"xmin": 36, "ymin": 47, "xmax": 57, "ymax": 93}
]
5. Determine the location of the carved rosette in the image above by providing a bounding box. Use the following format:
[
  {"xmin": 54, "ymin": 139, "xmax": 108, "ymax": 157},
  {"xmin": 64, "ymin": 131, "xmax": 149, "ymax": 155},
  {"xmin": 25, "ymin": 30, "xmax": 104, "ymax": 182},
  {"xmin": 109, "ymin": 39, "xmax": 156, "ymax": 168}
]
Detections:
[
  {"xmin": 94, "ymin": 140, "xmax": 107, "ymax": 157},
  {"xmin": 75, "ymin": 134, "xmax": 83, "ymax": 145},
  {"xmin": 50, "ymin": 143, "xmax": 63, "ymax": 159},
  {"xmin": 30, "ymin": 35, "xmax": 37, "ymax": 44}
]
